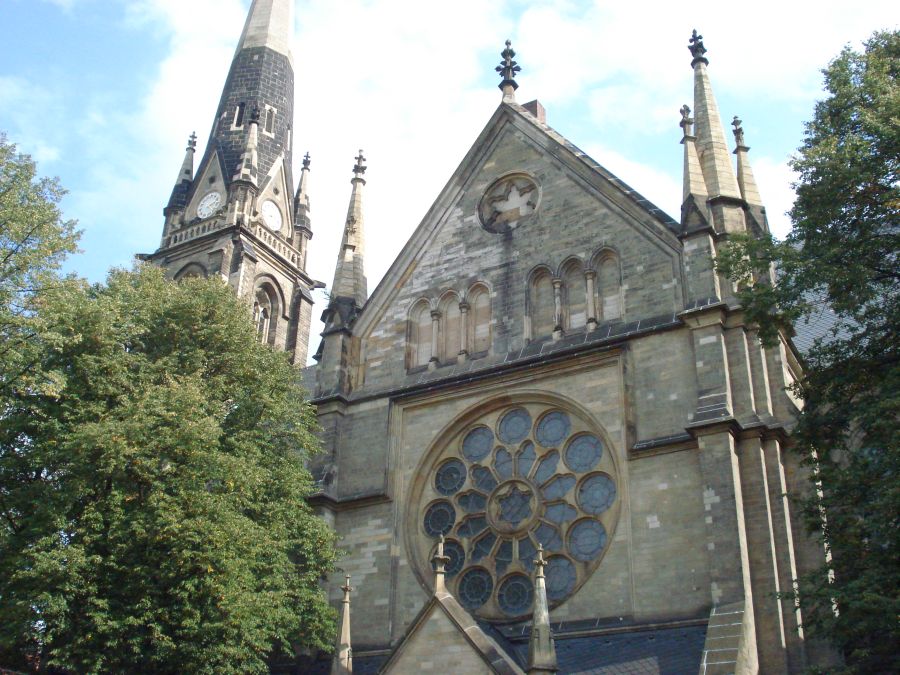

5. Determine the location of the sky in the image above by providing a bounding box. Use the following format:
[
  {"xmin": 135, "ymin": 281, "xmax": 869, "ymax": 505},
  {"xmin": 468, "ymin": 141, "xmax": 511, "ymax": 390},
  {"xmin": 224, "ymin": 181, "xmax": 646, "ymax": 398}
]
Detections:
[{"xmin": 1, "ymin": 0, "xmax": 896, "ymax": 363}]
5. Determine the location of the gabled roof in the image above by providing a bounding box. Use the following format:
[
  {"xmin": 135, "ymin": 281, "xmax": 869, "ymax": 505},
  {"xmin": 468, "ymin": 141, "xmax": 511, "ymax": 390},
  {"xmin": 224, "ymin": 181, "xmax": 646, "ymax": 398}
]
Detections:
[
  {"xmin": 354, "ymin": 101, "xmax": 681, "ymax": 339},
  {"xmin": 378, "ymin": 589, "xmax": 524, "ymax": 675}
]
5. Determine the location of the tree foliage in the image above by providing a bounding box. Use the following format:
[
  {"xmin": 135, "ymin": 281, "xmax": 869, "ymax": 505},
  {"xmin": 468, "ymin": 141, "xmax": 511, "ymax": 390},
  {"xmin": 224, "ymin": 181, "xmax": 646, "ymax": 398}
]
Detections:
[
  {"xmin": 0, "ymin": 134, "xmax": 79, "ymax": 399},
  {"xmin": 0, "ymin": 266, "xmax": 338, "ymax": 674},
  {"xmin": 717, "ymin": 31, "xmax": 899, "ymax": 673}
]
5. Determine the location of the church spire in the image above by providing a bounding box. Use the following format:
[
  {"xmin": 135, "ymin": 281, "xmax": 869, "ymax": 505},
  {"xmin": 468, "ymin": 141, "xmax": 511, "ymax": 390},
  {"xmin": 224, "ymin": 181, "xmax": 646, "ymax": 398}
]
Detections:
[
  {"xmin": 731, "ymin": 116, "xmax": 764, "ymax": 207},
  {"xmin": 680, "ymin": 105, "xmax": 708, "ymax": 203},
  {"xmin": 165, "ymin": 132, "xmax": 196, "ymax": 215},
  {"xmin": 328, "ymin": 151, "xmax": 369, "ymax": 315},
  {"xmin": 331, "ymin": 575, "xmax": 353, "ymax": 675},
  {"xmin": 527, "ymin": 545, "xmax": 558, "ymax": 675},
  {"xmin": 293, "ymin": 152, "xmax": 313, "ymax": 266},
  {"xmin": 688, "ymin": 30, "xmax": 741, "ymax": 203}
]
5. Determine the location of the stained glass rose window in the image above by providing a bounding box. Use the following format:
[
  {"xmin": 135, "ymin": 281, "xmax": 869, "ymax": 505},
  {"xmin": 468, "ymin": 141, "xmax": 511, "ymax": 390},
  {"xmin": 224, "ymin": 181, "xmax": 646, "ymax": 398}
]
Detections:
[{"xmin": 408, "ymin": 399, "xmax": 620, "ymax": 621}]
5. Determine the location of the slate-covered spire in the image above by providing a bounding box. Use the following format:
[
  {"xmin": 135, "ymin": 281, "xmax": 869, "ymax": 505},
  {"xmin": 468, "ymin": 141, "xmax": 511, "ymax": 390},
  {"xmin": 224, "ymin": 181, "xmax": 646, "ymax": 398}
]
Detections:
[
  {"xmin": 527, "ymin": 545, "xmax": 558, "ymax": 675},
  {"xmin": 328, "ymin": 151, "xmax": 369, "ymax": 314},
  {"xmin": 165, "ymin": 132, "xmax": 197, "ymax": 214},
  {"xmin": 331, "ymin": 575, "xmax": 353, "ymax": 675},
  {"xmin": 198, "ymin": 0, "xmax": 295, "ymax": 208},
  {"xmin": 688, "ymin": 30, "xmax": 741, "ymax": 202}
]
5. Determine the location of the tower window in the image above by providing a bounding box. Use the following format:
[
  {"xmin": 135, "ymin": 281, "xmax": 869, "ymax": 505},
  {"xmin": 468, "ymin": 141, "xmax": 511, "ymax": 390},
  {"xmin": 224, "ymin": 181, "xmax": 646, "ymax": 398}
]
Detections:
[
  {"xmin": 263, "ymin": 106, "xmax": 277, "ymax": 136},
  {"xmin": 232, "ymin": 103, "xmax": 246, "ymax": 129}
]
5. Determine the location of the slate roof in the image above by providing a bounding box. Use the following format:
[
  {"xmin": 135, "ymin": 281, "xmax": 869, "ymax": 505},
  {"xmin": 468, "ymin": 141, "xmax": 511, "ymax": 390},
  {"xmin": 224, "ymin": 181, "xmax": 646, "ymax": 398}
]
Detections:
[{"xmin": 509, "ymin": 624, "xmax": 709, "ymax": 675}]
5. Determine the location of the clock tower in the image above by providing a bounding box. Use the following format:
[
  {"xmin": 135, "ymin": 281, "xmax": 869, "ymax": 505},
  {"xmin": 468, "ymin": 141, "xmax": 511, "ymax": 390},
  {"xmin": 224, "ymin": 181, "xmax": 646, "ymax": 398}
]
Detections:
[{"xmin": 144, "ymin": 0, "xmax": 319, "ymax": 365}]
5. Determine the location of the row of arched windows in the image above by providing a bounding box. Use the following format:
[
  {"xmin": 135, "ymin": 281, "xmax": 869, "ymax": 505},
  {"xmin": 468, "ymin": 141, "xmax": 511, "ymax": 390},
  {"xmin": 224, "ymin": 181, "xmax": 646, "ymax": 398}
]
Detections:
[
  {"xmin": 408, "ymin": 284, "xmax": 492, "ymax": 368},
  {"xmin": 526, "ymin": 250, "xmax": 623, "ymax": 340},
  {"xmin": 405, "ymin": 251, "xmax": 623, "ymax": 370}
]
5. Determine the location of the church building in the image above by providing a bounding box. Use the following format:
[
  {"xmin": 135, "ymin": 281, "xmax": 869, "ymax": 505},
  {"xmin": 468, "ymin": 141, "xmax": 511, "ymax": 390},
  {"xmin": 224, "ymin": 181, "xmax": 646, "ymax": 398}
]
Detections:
[{"xmin": 146, "ymin": 1, "xmax": 826, "ymax": 672}]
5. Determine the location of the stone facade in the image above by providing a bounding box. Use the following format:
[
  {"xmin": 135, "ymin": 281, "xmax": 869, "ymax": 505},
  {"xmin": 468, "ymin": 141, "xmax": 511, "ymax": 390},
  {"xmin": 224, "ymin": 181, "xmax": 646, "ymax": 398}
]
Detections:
[{"xmin": 305, "ymin": 50, "xmax": 822, "ymax": 675}]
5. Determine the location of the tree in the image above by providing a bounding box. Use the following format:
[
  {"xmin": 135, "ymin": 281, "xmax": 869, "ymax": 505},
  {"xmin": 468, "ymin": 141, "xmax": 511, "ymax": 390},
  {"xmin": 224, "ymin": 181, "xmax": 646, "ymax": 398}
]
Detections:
[
  {"xmin": 0, "ymin": 134, "xmax": 79, "ymax": 398},
  {"xmin": 717, "ymin": 31, "xmax": 899, "ymax": 673},
  {"xmin": 0, "ymin": 266, "xmax": 338, "ymax": 674}
]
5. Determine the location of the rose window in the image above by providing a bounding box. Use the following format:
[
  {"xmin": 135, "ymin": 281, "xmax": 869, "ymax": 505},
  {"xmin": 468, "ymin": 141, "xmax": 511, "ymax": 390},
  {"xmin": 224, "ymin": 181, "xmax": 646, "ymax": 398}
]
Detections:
[{"xmin": 409, "ymin": 399, "xmax": 620, "ymax": 621}]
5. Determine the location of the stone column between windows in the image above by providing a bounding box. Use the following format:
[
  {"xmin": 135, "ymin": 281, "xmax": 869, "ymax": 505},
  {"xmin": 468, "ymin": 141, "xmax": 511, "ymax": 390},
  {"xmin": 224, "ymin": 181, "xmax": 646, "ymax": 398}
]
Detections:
[
  {"xmin": 459, "ymin": 301, "xmax": 470, "ymax": 359},
  {"xmin": 552, "ymin": 277, "xmax": 564, "ymax": 337},
  {"xmin": 429, "ymin": 309, "xmax": 441, "ymax": 365},
  {"xmin": 585, "ymin": 270, "xmax": 597, "ymax": 330}
]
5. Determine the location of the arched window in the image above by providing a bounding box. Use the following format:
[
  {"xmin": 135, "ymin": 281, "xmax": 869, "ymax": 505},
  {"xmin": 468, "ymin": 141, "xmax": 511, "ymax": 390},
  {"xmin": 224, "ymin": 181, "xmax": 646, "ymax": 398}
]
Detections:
[
  {"xmin": 561, "ymin": 259, "xmax": 587, "ymax": 330},
  {"xmin": 595, "ymin": 252, "xmax": 623, "ymax": 321},
  {"xmin": 440, "ymin": 293, "xmax": 462, "ymax": 362},
  {"xmin": 468, "ymin": 285, "xmax": 491, "ymax": 354},
  {"xmin": 529, "ymin": 269, "xmax": 555, "ymax": 339},
  {"xmin": 174, "ymin": 263, "xmax": 207, "ymax": 281},
  {"xmin": 409, "ymin": 300, "xmax": 433, "ymax": 368},
  {"xmin": 254, "ymin": 284, "xmax": 279, "ymax": 345}
]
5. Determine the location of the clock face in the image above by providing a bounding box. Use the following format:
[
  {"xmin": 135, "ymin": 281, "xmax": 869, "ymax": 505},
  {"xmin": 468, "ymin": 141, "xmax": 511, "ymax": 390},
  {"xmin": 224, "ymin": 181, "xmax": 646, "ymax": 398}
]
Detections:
[
  {"xmin": 478, "ymin": 174, "xmax": 541, "ymax": 234},
  {"xmin": 261, "ymin": 200, "xmax": 283, "ymax": 231},
  {"xmin": 196, "ymin": 191, "xmax": 221, "ymax": 219}
]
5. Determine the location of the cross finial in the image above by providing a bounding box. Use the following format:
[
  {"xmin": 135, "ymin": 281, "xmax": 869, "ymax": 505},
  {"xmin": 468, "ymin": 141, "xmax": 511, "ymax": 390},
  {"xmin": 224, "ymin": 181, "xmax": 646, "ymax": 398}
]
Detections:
[
  {"xmin": 680, "ymin": 104, "xmax": 693, "ymax": 136},
  {"xmin": 302, "ymin": 152, "xmax": 311, "ymax": 170},
  {"xmin": 496, "ymin": 39, "xmax": 521, "ymax": 92},
  {"xmin": 732, "ymin": 116, "xmax": 746, "ymax": 147},
  {"xmin": 353, "ymin": 149, "xmax": 367, "ymax": 177},
  {"xmin": 688, "ymin": 29, "xmax": 708, "ymax": 65},
  {"xmin": 187, "ymin": 132, "xmax": 197, "ymax": 151},
  {"xmin": 534, "ymin": 543, "xmax": 548, "ymax": 578},
  {"xmin": 433, "ymin": 534, "xmax": 451, "ymax": 573},
  {"xmin": 341, "ymin": 574, "xmax": 353, "ymax": 599}
]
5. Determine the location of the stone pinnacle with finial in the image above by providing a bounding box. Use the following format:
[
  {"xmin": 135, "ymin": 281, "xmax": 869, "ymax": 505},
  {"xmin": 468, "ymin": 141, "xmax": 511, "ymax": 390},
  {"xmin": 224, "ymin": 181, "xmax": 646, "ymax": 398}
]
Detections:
[
  {"xmin": 496, "ymin": 39, "xmax": 522, "ymax": 92},
  {"xmin": 688, "ymin": 29, "xmax": 709, "ymax": 66}
]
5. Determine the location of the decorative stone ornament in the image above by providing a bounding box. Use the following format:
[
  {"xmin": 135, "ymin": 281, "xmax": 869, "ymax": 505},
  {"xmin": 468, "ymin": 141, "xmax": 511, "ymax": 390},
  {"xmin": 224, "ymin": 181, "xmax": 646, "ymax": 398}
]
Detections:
[
  {"xmin": 408, "ymin": 396, "xmax": 620, "ymax": 621},
  {"xmin": 478, "ymin": 173, "xmax": 541, "ymax": 234}
]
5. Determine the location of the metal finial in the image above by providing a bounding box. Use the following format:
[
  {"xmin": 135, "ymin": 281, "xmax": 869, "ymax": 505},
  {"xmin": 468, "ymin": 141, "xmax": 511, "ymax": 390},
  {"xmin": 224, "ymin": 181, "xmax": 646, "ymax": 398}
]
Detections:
[
  {"xmin": 353, "ymin": 150, "xmax": 367, "ymax": 176},
  {"xmin": 187, "ymin": 132, "xmax": 198, "ymax": 151},
  {"xmin": 679, "ymin": 105, "xmax": 693, "ymax": 136},
  {"xmin": 688, "ymin": 29, "xmax": 708, "ymax": 64},
  {"xmin": 302, "ymin": 152, "xmax": 311, "ymax": 170},
  {"xmin": 496, "ymin": 39, "xmax": 521, "ymax": 91},
  {"xmin": 732, "ymin": 116, "xmax": 746, "ymax": 146}
]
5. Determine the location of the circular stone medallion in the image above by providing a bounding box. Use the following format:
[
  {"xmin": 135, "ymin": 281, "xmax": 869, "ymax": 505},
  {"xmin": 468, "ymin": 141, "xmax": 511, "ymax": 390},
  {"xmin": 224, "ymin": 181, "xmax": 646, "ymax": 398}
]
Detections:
[{"xmin": 478, "ymin": 174, "xmax": 541, "ymax": 234}]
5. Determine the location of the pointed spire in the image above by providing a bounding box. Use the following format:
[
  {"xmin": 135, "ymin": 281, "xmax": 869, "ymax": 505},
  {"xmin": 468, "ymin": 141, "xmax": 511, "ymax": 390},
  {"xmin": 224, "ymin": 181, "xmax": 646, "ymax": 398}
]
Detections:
[
  {"xmin": 328, "ymin": 150, "xmax": 368, "ymax": 313},
  {"xmin": 232, "ymin": 108, "xmax": 260, "ymax": 187},
  {"xmin": 497, "ymin": 40, "xmax": 521, "ymax": 103},
  {"xmin": 165, "ymin": 132, "xmax": 197, "ymax": 213},
  {"xmin": 235, "ymin": 0, "xmax": 294, "ymax": 62},
  {"xmin": 732, "ymin": 116, "xmax": 764, "ymax": 207},
  {"xmin": 433, "ymin": 535, "xmax": 451, "ymax": 594},
  {"xmin": 527, "ymin": 545, "xmax": 558, "ymax": 675},
  {"xmin": 331, "ymin": 575, "xmax": 353, "ymax": 675},
  {"xmin": 294, "ymin": 152, "xmax": 312, "ymax": 225},
  {"xmin": 688, "ymin": 30, "xmax": 741, "ymax": 202},
  {"xmin": 680, "ymin": 105, "xmax": 708, "ymax": 204}
]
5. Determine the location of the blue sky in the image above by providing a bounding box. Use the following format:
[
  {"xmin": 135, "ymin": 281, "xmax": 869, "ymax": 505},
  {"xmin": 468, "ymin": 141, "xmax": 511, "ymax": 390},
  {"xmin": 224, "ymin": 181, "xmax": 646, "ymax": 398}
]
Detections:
[{"xmin": 1, "ymin": 0, "xmax": 895, "ymax": 361}]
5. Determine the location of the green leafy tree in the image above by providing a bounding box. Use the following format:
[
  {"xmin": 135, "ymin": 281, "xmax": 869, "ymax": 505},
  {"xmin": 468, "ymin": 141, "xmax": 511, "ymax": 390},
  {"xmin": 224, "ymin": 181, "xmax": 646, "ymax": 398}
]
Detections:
[
  {"xmin": 0, "ymin": 134, "xmax": 79, "ymax": 398},
  {"xmin": 717, "ymin": 31, "xmax": 899, "ymax": 673},
  {"xmin": 0, "ymin": 266, "xmax": 338, "ymax": 674}
]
